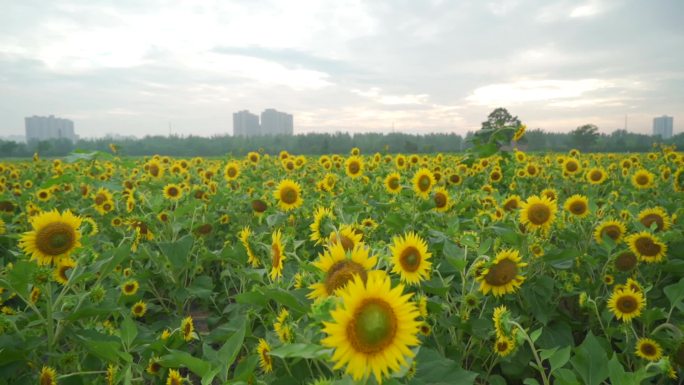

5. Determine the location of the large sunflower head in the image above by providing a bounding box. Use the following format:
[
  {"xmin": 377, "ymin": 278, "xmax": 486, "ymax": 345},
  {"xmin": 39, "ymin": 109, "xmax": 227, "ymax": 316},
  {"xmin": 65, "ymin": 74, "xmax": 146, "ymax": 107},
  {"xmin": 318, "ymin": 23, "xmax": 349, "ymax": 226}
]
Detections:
[
  {"xmin": 19, "ymin": 210, "xmax": 83, "ymax": 265},
  {"xmin": 594, "ymin": 220, "xmax": 627, "ymax": 244},
  {"xmin": 635, "ymin": 338, "xmax": 663, "ymax": 361},
  {"xmin": 502, "ymin": 195, "xmax": 521, "ymax": 212},
  {"xmin": 564, "ymin": 194, "xmax": 590, "ymax": 218},
  {"xmin": 162, "ymin": 183, "xmax": 183, "ymax": 201},
  {"xmin": 269, "ymin": 229, "xmax": 285, "ymax": 281},
  {"xmin": 476, "ymin": 249, "xmax": 527, "ymax": 297},
  {"xmin": 626, "ymin": 231, "xmax": 667, "ymax": 263},
  {"xmin": 631, "ymin": 169, "xmax": 655, "ymax": 189},
  {"xmin": 637, "ymin": 207, "xmax": 671, "ymax": 232},
  {"xmin": 308, "ymin": 242, "xmax": 377, "ymax": 301},
  {"xmin": 310, "ymin": 207, "xmax": 336, "ymax": 244},
  {"xmin": 273, "ymin": 179, "xmax": 303, "ymax": 211},
  {"xmin": 321, "ymin": 271, "xmax": 420, "ymax": 383},
  {"xmin": 607, "ymin": 287, "xmax": 645, "ymax": 322},
  {"xmin": 563, "ymin": 158, "xmax": 581, "ymax": 175},
  {"xmin": 432, "ymin": 187, "xmax": 451, "ymax": 212},
  {"xmin": 412, "ymin": 168, "xmax": 435, "ymax": 199},
  {"xmin": 585, "ymin": 167, "xmax": 608, "ymax": 184},
  {"xmin": 614, "ymin": 251, "xmax": 638, "ymax": 272},
  {"xmin": 224, "ymin": 161, "xmax": 240, "ymax": 181},
  {"xmin": 345, "ymin": 156, "xmax": 364, "ymax": 178},
  {"xmin": 519, "ymin": 195, "xmax": 557, "ymax": 232},
  {"xmin": 389, "ymin": 231, "xmax": 432, "ymax": 285},
  {"xmin": 384, "ymin": 172, "xmax": 402, "ymax": 194}
]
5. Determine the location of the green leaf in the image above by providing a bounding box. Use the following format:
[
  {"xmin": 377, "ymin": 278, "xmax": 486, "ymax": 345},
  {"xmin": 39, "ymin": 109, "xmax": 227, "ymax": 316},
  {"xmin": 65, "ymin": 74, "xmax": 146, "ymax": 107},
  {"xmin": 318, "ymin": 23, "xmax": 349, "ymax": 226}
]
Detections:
[
  {"xmin": 529, "ymin": 328, "xmax": 543, "ymax": 343},
  {"xmin": 268, "ymin": 343, "xmax": 331, "ymax": 360},
  {"xmin": 187, "ymin": 275, "xmax": 214, "ymax": 299},
  {"xmin": 569, "ymin": 332, "xmax": 608, "ymax": 385},
  {"xmin": 664, "ymin": 277, "xmax": 684, "ymax": 311},
  {"xmin": 547, "ymin": 345, "xmax": 571, "ymax": 374},
  {"xmin": 261, "ymin": 288, "xmax": 310, "ymax": 314},
  {"xmin": 232, "ymin": 355, "xmax": 259, "ymax": 381},
  {"xmin": 120, "ymin": 317, "xmax": 138, "ymax": 348},
  {"xmin": 409, "ymin": 348, "xmax": 478, "ymax": 385},
  {"xmin": 158, "ymin": 236, "xmax": 194, "ymax": 267},
  {"xmin": 160, "ymin": 350, "xmax": 211, "ymax": 377},
  {"xmin": 552, "ymin": 368, "xmax": 578, "ymax": 385},
  {"xmin": 216, "ymin": 319, "xmax": 246, "ymax": 368},
  {"xmin": 4, "ymin": 260, "xmax": 38, "ymax": 298},
  {"xmin": 522, "ymin": 379, "xmax": 540, "ymax": 385},
  {"xmin": 607, "ymin": 354, "xmax": 637, "ymax": 385}
]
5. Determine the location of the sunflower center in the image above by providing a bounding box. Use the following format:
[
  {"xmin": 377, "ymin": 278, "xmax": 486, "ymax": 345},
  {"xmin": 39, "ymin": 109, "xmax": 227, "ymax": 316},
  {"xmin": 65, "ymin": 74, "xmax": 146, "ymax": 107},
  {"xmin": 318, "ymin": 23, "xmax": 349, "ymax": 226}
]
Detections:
[
  {"xmin": 434, "ymin": 193, "xmax": 447, "ymax": 208},
  {"xmin": 640, "ymin": 214, "xmax": 664, "ymax": 231},
  {"xmin": 95, "ymin": 194, "xmax": 106, "ymax": 205},
  {"xmin": 40, "ymin": 372, "xmax": 54, "ymax": 385},
  {"xmin": 634, "ymin": 236, "xmax": 660, "ymax": 257},
  {"xmin": 616, "ymin": 295, "xmax": 637, "ymax": 313},
  {"xmin": 640, "ymin": 343, "xmax": 656, "ymax": 356},
  {"xmin": 527, "ymin": 203, "xmax": 551, "ymax": 225},
  {"xmin": 615, "ymin": 252, "xmax": 637, "ymax": 271},
  {"xmin": 569, "ymin": 201, "xmax": 587, "ymax": 215},
  {"xmin": 491, "ymin": 172, "xmax": 501, "ymax": 181},
  {"xmin": 349, "ymin": 299, "xmax": 397, "ymax": 354},
  {"xmin": 565, "ymin": 161, "xmax": 578, "ymax": 172},
  {"xmin": 418, "ymin": 175, "xmax": 431, "ymax": 191},
  {"xmin": 450, "ymin": 175, "xmax": 461, "ymax": 184},
  {"xmin": 527, "ymin": 165, "xmax": 537, "ymax": 175},
  {"xmin": 348, "ymin": 162, "xmax": 360, "ymax": 174},
  {"xmin": 272, "ymin": 244, "xmax": 282, "ymax": 268},
  {"xmin": 601, "ymin": 225, "xmax": 621, "ymax": 240},
  {"xmin": 484, "ymin": 258, "xmax": 517, "ymax": 286},
  {"xmin": 325, "ymin": 261, "xmax": 367, "ymax": 294},
  {"xmin": 168, "ymin": 187, "xmax": 179, "ymax": 197},
  {"xmin": 389, "ymin": 177, "xmax": 399, "ymax": 189},
  {"xmin": 590, "ymin": 171, "xmax": 602, "ymax": 181},
  {"xmin": 252, "ymin": 200, "xmax": 267, "ymax": 213},
  {"xmin": 496, "ymin": 340, "xmax": 509, "ymax": 352},
  {"xmin": 228, "ymin": 167, "xmax": 237, "ymax": 177},
  {"xmin": 400, "ymin": 246, "xmax": 422, "ymax": 272},
  {"xmin": 37, "ymin": 222, "xmax": 76, "ymax": 256},
  {"xmin": 58, "ymin": 265, "xmax": 72, "ymax": 282},
  {"xmin": 149, "ymin": 164, "xmax": 160, "ymax": 177},
  {"xmin": 504, "ymin": 199, "xmax": 518, "ymax": 211},
  {"xmin": 281, "ymin": 187, "xmax": 298, "ymax": 204},
  {"xmin": 636, "ymin": 174, "xmax": 649, "ymax": 185}
]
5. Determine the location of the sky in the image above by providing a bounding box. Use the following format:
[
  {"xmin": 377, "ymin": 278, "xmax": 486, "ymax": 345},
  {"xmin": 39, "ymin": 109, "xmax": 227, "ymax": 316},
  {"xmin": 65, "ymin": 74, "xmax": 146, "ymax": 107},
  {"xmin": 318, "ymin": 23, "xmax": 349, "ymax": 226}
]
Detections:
[{"xmin": 0, "ymin": 0, "xmax": 682, "ymax": 139}]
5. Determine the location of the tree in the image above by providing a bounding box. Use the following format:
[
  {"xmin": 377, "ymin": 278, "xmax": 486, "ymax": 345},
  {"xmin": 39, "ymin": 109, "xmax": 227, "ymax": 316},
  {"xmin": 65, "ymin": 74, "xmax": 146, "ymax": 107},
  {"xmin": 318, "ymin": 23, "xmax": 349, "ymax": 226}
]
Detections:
[
  {"xmin": 570, "ymin": 124, "xmax": 599, "ymax": 151},
  {"xmin": 481, "ymin": 108, "xmax": 521, "ymax": 130}
]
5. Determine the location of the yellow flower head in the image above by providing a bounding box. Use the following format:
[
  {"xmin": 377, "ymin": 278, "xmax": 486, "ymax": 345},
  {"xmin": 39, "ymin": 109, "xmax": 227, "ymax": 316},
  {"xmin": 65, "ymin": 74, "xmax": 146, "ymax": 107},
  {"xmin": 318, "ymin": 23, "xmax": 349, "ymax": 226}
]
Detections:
[{"xmin": 20, "ymin": 209, "xmax": 83, "ymax": 266}]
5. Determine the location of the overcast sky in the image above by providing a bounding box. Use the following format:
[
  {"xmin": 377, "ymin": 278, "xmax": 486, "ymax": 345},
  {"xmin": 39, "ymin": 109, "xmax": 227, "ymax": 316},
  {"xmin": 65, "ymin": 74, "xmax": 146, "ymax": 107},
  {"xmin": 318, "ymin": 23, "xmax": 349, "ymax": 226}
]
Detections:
[{"xmin": 1, "ymin": 0, "xmax": 682, "ymax": 139}]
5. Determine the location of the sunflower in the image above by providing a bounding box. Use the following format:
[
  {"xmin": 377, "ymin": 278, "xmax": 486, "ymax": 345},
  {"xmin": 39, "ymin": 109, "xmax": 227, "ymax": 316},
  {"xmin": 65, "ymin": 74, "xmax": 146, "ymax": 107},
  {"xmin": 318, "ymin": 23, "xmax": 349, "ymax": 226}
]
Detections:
[
  {"xmin": 321, "ymin": 271, "xmax": 420, "ymax": 383},
  {"xmin": 257, "ymin": 338, "xmax": 273, "ymax": 373},
  {"xmin": 390, "ymin": 232, "xmax": 432, "ymax": 285},
  {"xmin": 637, "ymin": 207, "xmax": 671, "ymax": 232},
  {"xmin": 30, "ymin": 286, "xmax": 41, "ymax": 303},
  {"xmin": 239, "ymin": 226, "xmax": 259, "ymax": 267},
  {"xmin": 328, "ymin": 225, "xmax": 363, "ymax": 252},
  {"xmin": 54, "ymin": 258, "xmax": 76, "ymax": 285},
  {"xmin": 585, "ymin": 167, "xmax": 607, "ymax": 184},
  {"xmin": 181, "ymin": 316, "xmax": 195, "ymax": 341},
  {"xmin": 247, "ymin": 151, "xmax": 260, "ymax": 164},
  {"xmin": 0, "ymin": 218, "xmax": 5, "ymax": 235},
  {"xmin": 594, "ymin": 220, "xmax": 627, "ymax": 244},
  {"xmin": 502, "ymin": 195, "xmax": 521, "ymax": 212},
  {"xmin": 432, "ymin": 187, "xmax": 451, "ymax": 212},
  {"xmin": 626, "ymin": 231, "xmax": 667, "ymax": 263},
  {"xmin": 162, "ymin": 184, "xmax": 183, "ymax": 201},
  {"xmin": 513, "ymin": 124, "xmax": 526, "ymax": 141},
  {"xmin": 635, "ymin": 338, "xmax": 663, "ymax": 361},
  {"xmin": 674, "ymin": 168, "xmax": 684, "ymax": 192},
  {"xmin": 36, "ymin": 188, "xmax": 52, "ymax": 201},
  {"xmin": 631, "ymin": 169, "xmax": 655, "ymax": 189},
  {"xmin": 19, "ymin": 209, "xmax": 82, "ymax": 266},
  {"xmin": 40, "ymin": 366, "xmax": 57, "ymax": 385},
  {"xmin": 607, "ymin": 287, "xmax": 645, "ymax": 322},
  {"xmin": 519, "ymin": 195, "xmax": 557, "ymax": 232},
  {"xmin": 494, "ymin": 335, "xmax": 516, "ymax": 357},
  {"xmin": 412, "ymin": 168, "xmax": 435, "ymax": 199},
  {"xmin": 308, "ymin": 243, "xmax": 377, "ymax": 301},
  {"xmin": 345, "ymin": 156, "xmax": 364, "ymax": 178},
  {"xmin": 166, "ymin": 369, "xmax": 183, "ymax": 385},
  {"xmin": 540, "ymin": 188, "xmax": 557, "ymax": 201},
  {"xmin": 131, "ymin": 300, "xmax": 147, "ymax": 318},
  {"xmin": 224, "ymin": 161, "xmax": 240, "ymax": 181},
  {"xmin": 492, "ymin": 305, "xmax": 510, "ymax": 339},
  {"xmin": 251, "ymin": 199, "xmax": 268, "ymax": 216},
  {"xmin": 274, "ymin": 179, "xmax": 303, "ymax": 211},
  {"xmin": 384, "ymin": 173, "xmax": 402, "ymax": 194},
  {"xmin": 614, "ymin": 251, "xmax": 638, "ymax": 272},
  {"xmin": 476, "ymin": 249, "xmax": 527, "ymax": 297},
  {"xmin": 146, "ymin": 357, "xmax": 161, "ymax": 375},
  {"xmin": 269, "ymin": 229, "xmax": 285, "ymax": 281},
  {"xmin": 564, "ymin": 194, "xmax": 590, "ymax": 218},
  {"xmin": 310, "ymin": 207, "xmax": 335, "ymax": 244},
  {"xmin": 447, "ymin": 172, "xmax": 463, "ymax": 186},
  {"xmin": 121, "ymin": 280, "xmax": 139, "ymax": 296},
  {"xmin": 395, "ymin": 155, "xmax": 407, "ymax": 169},
  {"xmin": 563, "ymin": 158, "xmax": 582, "ymax": 175}
]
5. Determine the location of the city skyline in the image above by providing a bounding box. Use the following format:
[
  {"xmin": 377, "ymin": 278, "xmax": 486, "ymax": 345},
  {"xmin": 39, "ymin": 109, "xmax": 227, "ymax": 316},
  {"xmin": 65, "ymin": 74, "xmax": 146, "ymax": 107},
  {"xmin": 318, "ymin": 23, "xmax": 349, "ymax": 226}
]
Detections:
[{"xmin": 1, "ymin": 1, "xmax": 683, "ymax": 138}]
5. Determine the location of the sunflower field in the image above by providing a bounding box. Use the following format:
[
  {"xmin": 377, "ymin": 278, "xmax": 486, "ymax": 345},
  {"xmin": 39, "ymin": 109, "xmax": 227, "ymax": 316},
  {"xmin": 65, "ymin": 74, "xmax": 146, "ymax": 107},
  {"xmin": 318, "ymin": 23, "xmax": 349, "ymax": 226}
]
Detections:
[{"xmin": 1, "ymin": 126, "xmax": 684, "ymax": 385}]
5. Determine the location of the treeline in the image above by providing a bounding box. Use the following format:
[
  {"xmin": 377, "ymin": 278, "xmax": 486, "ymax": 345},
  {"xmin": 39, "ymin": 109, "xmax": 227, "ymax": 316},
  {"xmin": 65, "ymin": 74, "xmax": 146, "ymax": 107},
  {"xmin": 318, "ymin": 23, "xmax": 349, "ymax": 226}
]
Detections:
[{"xmin": 0, "ymin": 130, "xmax": 682, "ymax": 158}]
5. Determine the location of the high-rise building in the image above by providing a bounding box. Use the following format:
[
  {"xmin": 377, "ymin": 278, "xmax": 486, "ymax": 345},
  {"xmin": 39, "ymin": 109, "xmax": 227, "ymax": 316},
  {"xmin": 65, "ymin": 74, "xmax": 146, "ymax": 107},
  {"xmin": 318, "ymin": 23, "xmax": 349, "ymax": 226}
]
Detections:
[
  {"xmin": 25, "ymin": 115, "xmax": 77, "ymax": 142},
  {"xmin": 260, "ymin": 109, "xmax": 293, "ymax": 135},
  {"xmin": 232, "ymin": 110, "xmax": 260, "ymax": 136},
  {"xmin": 653, "ymin": 115, "xmax": 673, "ymax": 139}
]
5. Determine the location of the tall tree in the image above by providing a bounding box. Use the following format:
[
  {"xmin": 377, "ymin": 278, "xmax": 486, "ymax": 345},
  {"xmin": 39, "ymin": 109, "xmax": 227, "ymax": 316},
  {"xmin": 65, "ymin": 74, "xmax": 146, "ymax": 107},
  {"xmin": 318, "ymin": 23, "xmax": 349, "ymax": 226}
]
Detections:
[
  {"xmin": 570, "ymin": 124, "xmax": 599, "ymax": 151},
  {"xmin": 481, "ymin": 108, "xmax": 521, "ymax": 130}
]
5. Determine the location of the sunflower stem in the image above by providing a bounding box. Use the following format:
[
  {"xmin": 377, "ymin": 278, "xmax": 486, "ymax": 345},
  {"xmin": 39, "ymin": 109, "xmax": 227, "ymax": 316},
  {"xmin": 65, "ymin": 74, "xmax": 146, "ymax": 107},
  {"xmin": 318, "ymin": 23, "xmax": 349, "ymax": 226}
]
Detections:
[
  {"xmin": 510, "ymin": 321, "xmax": 550, "ymax": 385},
  {"xmin": 46, "ymin": 281, "xmax": 55, "ymax": 360}
]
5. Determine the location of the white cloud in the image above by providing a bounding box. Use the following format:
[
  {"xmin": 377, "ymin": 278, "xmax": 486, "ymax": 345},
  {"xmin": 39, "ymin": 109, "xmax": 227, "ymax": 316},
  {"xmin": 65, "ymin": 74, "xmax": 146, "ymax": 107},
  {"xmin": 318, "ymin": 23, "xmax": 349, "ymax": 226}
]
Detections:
[{"xmin": 466, "ymin": 79, "xmax": 613, "ymax": 106}]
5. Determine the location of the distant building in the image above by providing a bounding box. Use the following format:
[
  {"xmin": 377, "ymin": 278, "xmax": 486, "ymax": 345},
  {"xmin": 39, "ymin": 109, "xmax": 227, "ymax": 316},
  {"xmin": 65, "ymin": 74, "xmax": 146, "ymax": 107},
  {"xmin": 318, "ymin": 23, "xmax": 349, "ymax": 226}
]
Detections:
[
  {"xmin": 233, "ymin": 110, "xmax": 261, "ymax": 137},
  {"xmin": 260, "ymin": 109, "xmax": 293, "ymax": 136},
  {"xmin": 232, "ymin": 109, "xmax": 293, "ymax": 137},
  {"xmin": 653, "ymin": 115, "xmax": 673, "ymax": 139},
  {"xmin": 25, "ymin": 115, "xmax": 77, "ymax": 142}
]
